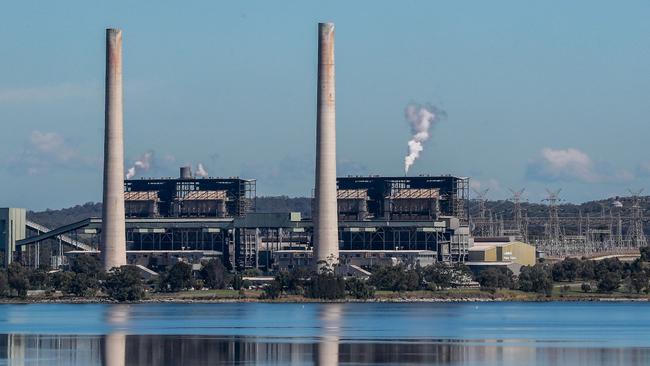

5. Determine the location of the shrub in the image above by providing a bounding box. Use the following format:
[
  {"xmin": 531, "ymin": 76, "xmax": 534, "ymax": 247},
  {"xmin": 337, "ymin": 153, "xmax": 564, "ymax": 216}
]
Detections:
[{"xmin": 581, "ymin": 282, "xmax": 591, "ymax": 293}]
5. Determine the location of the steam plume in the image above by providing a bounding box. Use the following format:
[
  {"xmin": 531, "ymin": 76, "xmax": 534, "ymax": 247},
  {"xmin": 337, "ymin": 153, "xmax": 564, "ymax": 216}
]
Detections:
[
  {"xmin": 196, "ymin": 163, "xmax": 208, "ymax": 178},
  {"xmin": 404, "ymin": 103, "xmax": 445, "ymax": 174},
  {"xmin": 125, "ymin": 151, "xmax": 153, "ymax": 179}
]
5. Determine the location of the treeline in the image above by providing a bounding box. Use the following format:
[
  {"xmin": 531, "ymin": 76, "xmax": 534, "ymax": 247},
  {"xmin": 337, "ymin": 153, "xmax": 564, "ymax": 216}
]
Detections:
[
  {"xmin": 261, "ymin": 263, "xmax": 473, "ymax": 300},
  {"xmin": 0, "ymin": 257, "xmax": 253, "ymax": 302},
  {"xmin": 0, "ymin": 257, "xmax": 143, "ymax": 301},
  {"xmin": 476, "ymin": 247, "xmax": 650, "ymax": 295}
]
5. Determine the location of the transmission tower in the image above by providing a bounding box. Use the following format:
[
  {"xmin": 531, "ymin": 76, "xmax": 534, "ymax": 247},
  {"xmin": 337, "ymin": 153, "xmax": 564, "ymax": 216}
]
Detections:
[
  {"xmin": 472, "ymin": 188, "xmax": 489, "ymax": 219},
  {"xmin": 508, "ymin": 188, "xmax": 527, "ymax": 241},
  {"xmin": 626, "ymin": 189, "xmax": 647, "ymax": 249},
  {"xmin": 471, "ymin": 188, "xmax": 490, "ymax": 236},
  {"xmin": 543, "ymin": 188, "xmax": 563, "ymax": 255}
]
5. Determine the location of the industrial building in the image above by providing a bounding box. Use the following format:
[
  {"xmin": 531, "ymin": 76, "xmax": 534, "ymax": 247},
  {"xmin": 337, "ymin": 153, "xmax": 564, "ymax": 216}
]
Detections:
[
  {"xmin": 466, "ymin": 237, "xmax": 536, "ymax": 274},
  {"xmin": 124, "ymin": 169, "xmax": 256, "ymax": 219},
  {"xmin": 5, "ymin": 172, "xmax": 472, "ymax": 271}
]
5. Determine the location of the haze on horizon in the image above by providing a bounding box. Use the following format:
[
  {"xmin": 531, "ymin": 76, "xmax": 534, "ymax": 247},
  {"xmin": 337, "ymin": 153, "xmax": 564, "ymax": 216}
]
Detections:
[{"xmin": 1, "ymin": 0, "xmax": 650, "ymax": 210}]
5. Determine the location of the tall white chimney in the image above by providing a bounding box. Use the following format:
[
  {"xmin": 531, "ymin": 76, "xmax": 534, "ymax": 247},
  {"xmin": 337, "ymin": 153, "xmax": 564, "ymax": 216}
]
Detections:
[
  {"xmin": 100, "ymin": 28, "xmax": 127, "ymax": 270},
  {"xmin": 313, "ymin": 22, "xmax": 339, "ymax": 270}
]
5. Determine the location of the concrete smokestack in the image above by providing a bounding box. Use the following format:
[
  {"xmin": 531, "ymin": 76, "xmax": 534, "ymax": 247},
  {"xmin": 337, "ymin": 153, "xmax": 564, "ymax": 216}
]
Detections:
[
  {"xmin": 313, "ymin": 22, "xmax": 339, "ymax": 270},
  {"xmin": 100, "ymin": 28, "xmax": 127, "ymax": 270}
]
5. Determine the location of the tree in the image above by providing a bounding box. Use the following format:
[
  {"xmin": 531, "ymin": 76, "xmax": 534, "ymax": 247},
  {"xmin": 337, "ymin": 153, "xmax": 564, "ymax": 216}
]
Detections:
[
  {"xmin": 199, "ymin": 260, "xmax": 226, "ymax": 289},
  {"xmin": 368, "ymin": 265, "xmax": 421, "ymax": 292},
  {"xmin": 422, "ymin": 263, "xmax": 453, "ymax": 290},
  {"xmin": 597, "ymin": 271, "xmax": 621, "ymax": 293},
  {"xmin": 307, "ymin": 272, "xmax": 346, "ymax": 300},
  {"xmin": 581, "ymin": 282, "xmax": 591, "ymax": 293},
  {"xmin": 159, "ymin": 262, "xmax": 193, "ymax": 292},
  {"xmin": 595, "ymin": 258, "xmax": 623, "ymax": 279},
  {"xmin": 262, "ymin": 280, "xmax": 282, "ymax": 299},
  {"xmin": 28, "ymin": 269, "xmax": 50, "ymax": 290},
  {"xmin": 552, "ymin": 258, "xmax": 581, "ymax": 282},
  {"xmin": 629, "ymin": 271, "xmax": 649, "ymax": 294},
  {"xmin": 476, "ymin": 267, "xmax": 515, "ymax": 291},
  {"xmin": 105, "ymin": 266, "xmax": 145, "ymax": 301},
  {"xmin": 70, "ymin": 255, "xmax": 102, "ymax": 278},
  {"xmin": 50, "ymin": 271, "xmax": 75, "ymax": 293},
  {"xmin": 7, "ymin": 262, "xmax": 30, "ymax": 297},
  {"xmin": 0, "ymin": 271, "xmax": 9, "ymax": 296},
  {"xmin": 231, "ymin": 273, "xmax": 244, "ymax": 291},
  {"xmin": 67, "ymin": 273, "xmax": 99, "ymax": 297},
  {"xmin": 345, "ymin": 277, "xmax": 375, "ymax": 299},
  {"xmin": 275, "ymin": 267, "xmax": 310, "ymax": 295},
  {"xmin": 578, "ymin": 260, "xmax": 595, "ymax": 280},
  {"xmin": 518, "ymin": 264, "xmax": 553, "ymax": 294},
  {"xmin": 640, "ymin": 246, "xmax": 650, "ymax": 262}
]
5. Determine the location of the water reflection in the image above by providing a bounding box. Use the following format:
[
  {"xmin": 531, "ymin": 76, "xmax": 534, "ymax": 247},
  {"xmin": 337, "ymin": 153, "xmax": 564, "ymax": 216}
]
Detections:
[
  {"xmin": 103, "ymin": 305, "xmax": 128, "ymax": 366},
  {"xmin": 316, "ymin": 303, "xmax": 341, "ymax": 366},
  {"xmin": 2, "ymin": 333, "xmax": 650, "ymax": 365},
  {"xmin": 2, "ymin": 303, "xmax": 650, "ymax": 365}
]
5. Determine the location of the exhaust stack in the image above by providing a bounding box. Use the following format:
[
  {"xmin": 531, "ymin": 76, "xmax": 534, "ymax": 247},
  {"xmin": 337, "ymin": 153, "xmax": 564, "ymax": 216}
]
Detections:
[
  {"xmin": 313, "ymin": 22, "xmax": 339, "ymax": 270},
  {"xmin": 100, "ymin": 28, "xmax": 127, "ymax": 270}
]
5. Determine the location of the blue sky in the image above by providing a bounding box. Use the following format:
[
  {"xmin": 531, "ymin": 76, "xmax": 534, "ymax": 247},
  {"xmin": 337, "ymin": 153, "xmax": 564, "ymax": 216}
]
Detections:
[{"xmin": 1, "ymin": 1, "xmax": 650, "ymax": 210}]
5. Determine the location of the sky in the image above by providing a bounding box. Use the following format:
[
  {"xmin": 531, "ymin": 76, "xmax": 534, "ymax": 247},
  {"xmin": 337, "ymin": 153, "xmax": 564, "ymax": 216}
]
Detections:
[{"xmin": 1, "ymin": 0, "xmax": 650, "ymax": 210}]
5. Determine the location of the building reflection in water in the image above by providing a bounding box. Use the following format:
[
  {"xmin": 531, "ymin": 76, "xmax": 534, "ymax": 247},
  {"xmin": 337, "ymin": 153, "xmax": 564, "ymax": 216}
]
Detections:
[
  {"xmin": 1, "ymin": 303, "xmax": 650, "ymax": 365},
  {"xmin": 1, "ymin": 334, "xmax": 650, "ymax": 365}
]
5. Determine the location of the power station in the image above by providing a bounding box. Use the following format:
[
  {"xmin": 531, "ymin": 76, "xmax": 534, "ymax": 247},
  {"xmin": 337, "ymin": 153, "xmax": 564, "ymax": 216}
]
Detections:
[{"xmin": 1, "ymin": 24, "xmax": 536, "ymax": 275}]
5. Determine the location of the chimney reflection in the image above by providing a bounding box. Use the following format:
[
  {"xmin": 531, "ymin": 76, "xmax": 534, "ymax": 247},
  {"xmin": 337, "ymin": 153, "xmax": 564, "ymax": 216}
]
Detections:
[
  {"xmin": 102, "ymin": 305, "xmax": 130, "ymax": 366},
  {"xmin": 317, "ymin": 303, "xmax": 342, "ymax": 366}
]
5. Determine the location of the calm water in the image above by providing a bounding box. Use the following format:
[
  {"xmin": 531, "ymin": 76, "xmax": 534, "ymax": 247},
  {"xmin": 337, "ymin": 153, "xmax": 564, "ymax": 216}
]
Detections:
[{"xmin": 0, "ymin": 302, "xmax": 649, "ymax": 365}]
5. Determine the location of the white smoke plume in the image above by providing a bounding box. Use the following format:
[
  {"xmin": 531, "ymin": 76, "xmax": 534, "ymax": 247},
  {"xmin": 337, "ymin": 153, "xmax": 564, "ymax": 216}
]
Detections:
[
  {"xmin": 404, "ymin": 103, "xmax": 445, "ymax": 174},
  {"xmin": 196, "ymin": 163, "xmax": 209, "ymax": 178},
  {"xmin": 125, "ymin": 151, "xmax": 153, "ymax": 179}
]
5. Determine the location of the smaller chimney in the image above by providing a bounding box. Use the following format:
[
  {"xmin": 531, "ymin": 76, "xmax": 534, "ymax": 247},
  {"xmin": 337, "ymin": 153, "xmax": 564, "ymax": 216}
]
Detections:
[{"xmin": 180, "ymin": 166, "xmax": 193, "ymax": 179}]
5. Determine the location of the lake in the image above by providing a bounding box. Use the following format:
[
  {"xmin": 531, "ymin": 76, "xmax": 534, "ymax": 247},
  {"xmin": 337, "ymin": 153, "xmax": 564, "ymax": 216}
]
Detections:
[{"xmin": 0, "ymin": 302, "xmax": 649, "ymax": 365}]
